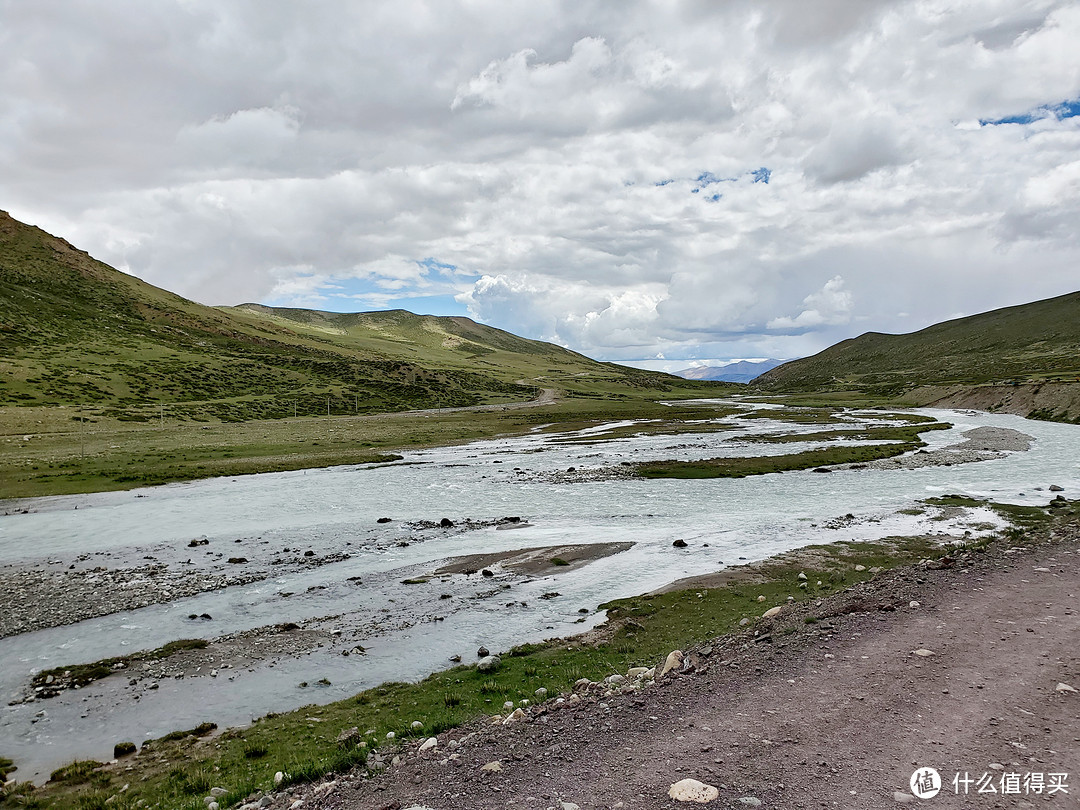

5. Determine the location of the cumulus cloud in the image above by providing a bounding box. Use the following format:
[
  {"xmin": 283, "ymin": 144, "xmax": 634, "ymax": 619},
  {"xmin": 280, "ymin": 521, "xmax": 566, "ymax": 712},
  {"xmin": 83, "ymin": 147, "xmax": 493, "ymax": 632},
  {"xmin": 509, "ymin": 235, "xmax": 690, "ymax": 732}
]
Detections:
[{"xmin": 2, "ymin": 0, "xmax": 1079, "ymax": 366}]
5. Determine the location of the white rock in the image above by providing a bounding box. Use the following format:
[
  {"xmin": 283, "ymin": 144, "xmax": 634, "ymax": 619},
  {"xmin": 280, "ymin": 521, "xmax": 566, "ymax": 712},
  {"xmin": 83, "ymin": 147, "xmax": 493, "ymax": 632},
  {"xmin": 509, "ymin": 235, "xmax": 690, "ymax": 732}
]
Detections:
[
  {"xmin": 534, "ymin": 687, "xmax": 548, "ymax": 699},
  {"xmin": 502, "ymin": 708, "xmax": 527, "ymax": 725},
  {"xmin": 668, "ymin": 778, "xmax": 719, "ymax": 803},
  {"xmin": 797, "ymin": 572, "xmax": 807, "ymax": 581},
  {"xmin": 386, "ymin": 731, "xmax": 396, "ymax": 740},
  {"xmin": 762, "ymin": 606, "xmax": 782, "ymax": 619},
  {"xmin": 855, "ymin": 564, "xmax": 867, "ymax": 572},
  {"xmin": 605, "ymin": 674, "xmax": 626, "ymax": 686},
  {"xmin": 660, "ymin": 650, "xmax": 684, "ymax": 677},
  {"xmin": 273, "ymin": 771, "xmax": 284, "ymax": 786},
  {"xmin": 738, "ymin": 799, "xmax": 761, "ymax": 807},
  {"xmin": 210, "ymin": 787, "xmax": 227, "ymax": 797},
  {"xmin": 419, "ymin": 737, "xmax": 437, "ymax": 752},
  {"xmin": 893, "ymin": 791, "xmax": 914, "ymax": 803},
  {"xmin": 1056, "ymin": 682, "xmax": 1078, "ymax": 693},
  {"xmin": 757, "ymin": 595, "xmax": 766, "ymax": 602},
  {"xmin": 410, "ymin": 720, "xmax": 424, "ymax": 731},
  {"xmin": 207, "ymin": 803, "xmax": 219, "ymax": 810},
  {"xmin": 909, "ymin": 601, "xmax": 920, "ymax": 609},
  {"xmin": 560, "ymin": 802, "xmax": 581, "ymax": 810},
  {"xmin": 626, "ymin": 667, "xmax": 650, "ymax": 680},
  {"xmin": 503, "ymin": 701, "xmax": 515, "ymax": 711},
  {"xmin": 480, "ymin": 760, "xmax": 502, "ymax": 772},
  {"xmin": 912, "ymin": 649, "xmax": 935, "ymax": 657},
  {"xmin": 290, "ymin": 801, "xmax": 304, "ymax": 809}
]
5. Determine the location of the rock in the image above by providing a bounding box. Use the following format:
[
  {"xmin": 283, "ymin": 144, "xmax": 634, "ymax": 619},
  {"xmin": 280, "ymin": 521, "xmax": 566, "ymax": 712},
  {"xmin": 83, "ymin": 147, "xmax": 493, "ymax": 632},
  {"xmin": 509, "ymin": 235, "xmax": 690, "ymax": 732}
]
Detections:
[
  {"xmin": 672, "ymin": 539, "xmax": 688, "ymax": 548},
  {"xmin": 797, "ymin": 572, "xmax": 807, "ymax": 581},
  {"xmin": 259, "ymin": 797, "xmax": 273, "ymax": 808},
  {"xmin": 738, "ymin": 799, "xmax": 761, "ymax": 807},
  {"xmin": 756, "ymin": 595, "xmax": 766, "ymax": 602},
  {"xmin": 440, "ymin": 518, "xmax": 454, "ymax": 528},
  {"xmin": 1056, "ymin": 682, "xmax": 1078, "ymax": 693},
  {"xmin": 626, "ymin": 666, "xmax": 651, "ymax": 680},
  {"xmin": 503, "ymin": 701, "xmax": 515, "ymax": 711},
  {"xmin": 210, "ymin": 787, "xmax": 227, "ymax": 797},
  {"xmin": 477, "ymin": 655, "xmax": 501, "ymax": 673},
  {"xmin": 739, "ymin": 618, "xmax": 750, "ymax": 626},
  {"xmin": 761, "ymin": 606, "xmax": 782, "ymax": 619},
  {"xmin": 410, "ymin": 720, "xmax": 424, "ymax": 731},
  {"xmin": 605, "ymin": 674, "xmax": 626, "ymax": 686},
  {"xmin": 560, "ymin": 803, "xmax": 581, "ymax": 810},
  {"xmin": 502, "ymin": 708, "xmax": 527, "ymax": 724},
  {"xmin": 227, "ymin": 557, "xmax": 247, "ymax": 564},
  {"xmin": 909, "ymin": 601, "xmax": 920, "ymax": 609},
  {"xmin": 207, "ymin": 803, "xmax": 219, "ymax": 810},
  {"xmin": 336, "ymin": 727, "xmax": 360, "ymax": 748},
  {"xmin": 1050, "ymin": 484, "xmax": 1064, "ymax": 491},
  {"xmin": 912, "ymin": 649, "xmax": 935, "ymax": 657},
  {"xmin": 480, "ymin": 761, "xmax": 502, "ymax": 772},
  {"xmin": 449, "ymin": 654, "xmax": 461, "ymax": 662},
  {"xmin": 113, "ymin": 741, "xmax": 136, "ymax": 758},
  {"xmin": 377, "ymin": 517, "xmax": 392, "ymax": 523},
  {"xmin": 481, "ymin": 569, "xmax": 494, "ymax": 577},
  {"xmin": 274, "ymin": 771, "xmax": 284, "ymax": 786},
  {"xmin": 668, "ymin": 778, "xmax": 719, "ymax": 803},
  {"xmin": 893, "ymin": 792, "xmax": 914, "ymax": 803},
  {"xmin": 386, "ymin": 731, "xmax": 396, "ymax": 740},
  {"xmin": 660, "ymin": 650, "xmax": 684, "ymax": 677},
  {"xmin": 419, "ymin": 737, "xmax": 437, "ymax": 752},
  {"xmin": 574, "ymin": 678, "xmax": 592, "ymax": 691},
  {"xmin": 854, "ymin": 564, "xmax": 867, "ymax": 572},
  {"xmin": 534, "ymin": 687, "xmax": 548, "ymax": 699},
  {"xmin": 477, "ymin": 646, "xmax": 489, "ymax": 657}
]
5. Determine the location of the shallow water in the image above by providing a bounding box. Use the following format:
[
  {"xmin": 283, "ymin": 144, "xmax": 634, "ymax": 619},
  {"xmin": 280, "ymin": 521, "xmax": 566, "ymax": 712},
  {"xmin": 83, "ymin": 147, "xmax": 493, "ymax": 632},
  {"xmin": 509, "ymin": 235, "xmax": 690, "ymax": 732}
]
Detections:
[{"xmin": 1, "ymin": 406, "xmax": 1078, "ymax": 779}]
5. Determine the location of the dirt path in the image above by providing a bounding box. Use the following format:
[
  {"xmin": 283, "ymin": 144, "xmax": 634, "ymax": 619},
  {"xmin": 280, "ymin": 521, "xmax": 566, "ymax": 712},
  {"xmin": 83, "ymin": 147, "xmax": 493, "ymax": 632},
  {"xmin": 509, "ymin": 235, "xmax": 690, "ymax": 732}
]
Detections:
[{"xmin": 296, "ymin": 529, "xmax": 1080, "ymax": 810}]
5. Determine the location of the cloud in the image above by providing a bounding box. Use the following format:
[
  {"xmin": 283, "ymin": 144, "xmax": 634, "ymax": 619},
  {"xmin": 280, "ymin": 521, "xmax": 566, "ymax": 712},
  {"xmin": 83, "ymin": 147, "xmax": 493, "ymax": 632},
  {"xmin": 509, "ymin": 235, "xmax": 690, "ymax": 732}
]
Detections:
[{"xmin": 2, "ymin": 0, "xmax": 1079, "ymax": 365}]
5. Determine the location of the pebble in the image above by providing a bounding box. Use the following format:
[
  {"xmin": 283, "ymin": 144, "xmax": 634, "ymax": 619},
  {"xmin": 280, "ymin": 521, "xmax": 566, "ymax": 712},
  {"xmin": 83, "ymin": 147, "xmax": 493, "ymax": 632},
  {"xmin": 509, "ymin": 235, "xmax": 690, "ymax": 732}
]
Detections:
[
  {"xmin": 912, "ymin": 649, "xmax": 934, "ymax": 657},
  {"xmin": 419, "ymin": 737, "xmax": 437, "ymax": 752},
  {"xmin": 738, "ymin": 799, "xmax": 761, "ymax": 807},
  {"xmin": 274, "ymin": 771, "xmax": 284, "ymax": 786},
  {"xmin": 893, "ymin": 791, "xmax": 914, "ymax": 803},
  {"xmin": 761, "ymin": 606, "xmax": 782, "ymax": 619},
  {"xmin": 481, "ymin": 761, "xmax": 503, "ymax": 772},
  {"xmin": 1056, "ymin": 682, "xmax": 1078, "ymax": 693}
]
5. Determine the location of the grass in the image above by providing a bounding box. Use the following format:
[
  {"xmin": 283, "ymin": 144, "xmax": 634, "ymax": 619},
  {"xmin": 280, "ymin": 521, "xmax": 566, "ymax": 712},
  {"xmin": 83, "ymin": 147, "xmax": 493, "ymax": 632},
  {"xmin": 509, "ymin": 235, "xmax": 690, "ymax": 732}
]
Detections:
[{"xmin": 635, "ymin": 420, "xmax": 950, "ymax": 479}]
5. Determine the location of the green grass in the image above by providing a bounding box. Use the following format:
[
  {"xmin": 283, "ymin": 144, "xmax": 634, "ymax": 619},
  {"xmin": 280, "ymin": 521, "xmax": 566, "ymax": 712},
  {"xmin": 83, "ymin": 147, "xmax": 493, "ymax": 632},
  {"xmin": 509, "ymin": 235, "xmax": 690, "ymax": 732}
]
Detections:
[{"xmin": 636, "ymin": 420, "xmax": 950, "ymax": 479}]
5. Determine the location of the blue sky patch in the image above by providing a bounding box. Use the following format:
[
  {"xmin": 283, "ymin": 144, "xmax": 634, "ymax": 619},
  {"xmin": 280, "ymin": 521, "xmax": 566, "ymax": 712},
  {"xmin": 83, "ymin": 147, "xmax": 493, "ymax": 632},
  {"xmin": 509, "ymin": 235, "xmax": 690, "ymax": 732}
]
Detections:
[
  {"xmin": 980, "ymin": 97, "xmax": 1080, "ymax": 126},
  {"xmin": 751, "ymin": 167, "xmax": 771, "ymax": 184}
]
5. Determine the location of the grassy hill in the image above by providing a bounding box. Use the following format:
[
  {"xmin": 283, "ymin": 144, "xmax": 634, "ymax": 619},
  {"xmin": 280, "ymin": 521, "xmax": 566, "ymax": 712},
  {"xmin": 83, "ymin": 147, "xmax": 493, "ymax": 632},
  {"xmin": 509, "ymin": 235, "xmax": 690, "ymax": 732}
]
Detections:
[
  {"xmin": 755, "ymin": 291, "xmax": 1080, "ymax": 397},
  {"xmin": 0, "ymin": 211, "xmax": 693, "ymax": 424}
]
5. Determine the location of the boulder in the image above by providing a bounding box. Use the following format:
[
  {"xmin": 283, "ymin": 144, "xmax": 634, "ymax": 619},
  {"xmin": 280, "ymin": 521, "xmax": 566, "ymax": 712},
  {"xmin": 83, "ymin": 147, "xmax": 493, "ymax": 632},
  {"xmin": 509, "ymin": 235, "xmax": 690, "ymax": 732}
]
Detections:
[
  {"xmin": 476, "ymin": 655, "xmax": 501, "ymax": 673},
  {"xmin": 668, "ymin": 778, "xmax": 719, "ymax": 803},
  {"xmin": 335, "ymin": 727, "xmax": 361, "ymax": 748},
  {"xmin": 660, "ymin": 650, "xmax": 684, "ymax": 677},
  {"xmin": 440, "ymin": 518, "xmax": 454, "ymax": 528},
  {"xmin": 762, "ymin": 606, "xmax": 782, "ymax": 619},
  {"xmin": 477, "ymin": 646, "xmax": 489, "ymax": 657}
]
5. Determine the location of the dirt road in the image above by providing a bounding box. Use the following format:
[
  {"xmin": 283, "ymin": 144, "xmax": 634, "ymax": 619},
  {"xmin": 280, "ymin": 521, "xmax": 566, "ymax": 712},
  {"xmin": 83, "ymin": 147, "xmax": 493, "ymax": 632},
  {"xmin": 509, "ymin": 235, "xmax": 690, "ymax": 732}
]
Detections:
[{"xmin": 300, "ymin": 526, "xmax": 1080, "ymax": 809}]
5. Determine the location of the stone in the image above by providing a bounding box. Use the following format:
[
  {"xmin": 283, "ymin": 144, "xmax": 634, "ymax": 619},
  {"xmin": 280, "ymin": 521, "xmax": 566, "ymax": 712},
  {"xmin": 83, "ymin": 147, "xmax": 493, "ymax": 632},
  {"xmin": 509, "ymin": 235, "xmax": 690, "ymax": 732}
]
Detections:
[
  {"xmin": 1056, "ymin": 682, "xmax": 1078, "ymax": 693},
  {"xmin": 377, "ymin": 517, "xmax": 392, "ymax": 523},
  {"xmin": 1050, "ymin": 484, "xmax": 1064, "ymax": 491},
  {"xmin": 560, "ymin": 803, "xmax": 581, "ymax": 810},
  {"xmin": 410, "ymin": 720, "xmax": 424, "ymax": 731},
  {"xmin": 440, "ymin": 518, "xmax": 454, "ymax": 528},
  {"xmin": 605, "ymin": 674, "xmax": 626, "ymax": 686},
  {"xmin": 668, "ymin": 778, "xmax": 719, "ymax": 803},
  {"xmin": 893, "ymin": 791, "xmax": 914, "ymax": 803},
  {"xmin": 574, "ymin": 678, "xmax": 592, "ymax": 691},
  {"xmin": 502, "ymin": 708, "xmax": 527, "ymax": 724},
  {"xmin": 797, "ymin": 572, "xmax": 807, "ymax": 581},
  {"xmin": 909, "ymin": 601, "xmax": 920, "ymax": 609},
  {"xmin": 762, "ymin": 606, "xmax": 782, "ymax": 619},
  {"xmin": 626, "ymin": 666, "xmax": 651, "ymax": 680},
  {"xmin": 480, "ymin": 760, "xmax": 503, "ymax": 772},
  {"xmin": 672, "ymin": 539, "xmax": 688, "ymax": 548},
  {"xmin": 259, "ymin": 798, "xmax": 273, "ymax": 808},
  {"xmin": 855, "ymin": 564, "xmax": 867, "ymax": 572},
  {"xmin": 757, "ymin": 595, "xmax": 766, "ymax": 602},
  {"xmin": 210, "ymin": 787, "xmax": 227, "ymax": 797},
  {"xmin": 739, "ymin": 618, "xmax": 750, "ymax": 626},
  {"xmin": 207, "ymin": 803, "xmax": 218, "ymax": 810},
  {"xmin": 386, "ymin": 731, "xmax": 396, "ymax": 740},
  {"xmin": 912, "ymin": 649, "xmax": 935, "ymax": 657},
  {"xmin": 419, "ymin": 737, "xmax": 437, "ymax": 752},
  {"xmin": 477, "ymin": 646, "xmax": 489, "ymax": 657},
  {"xmin": 113, "ymin": 742, "xmax": 136, "ymax": 758},
  {"xmin": 534, "ymin": 687, "xmax": 548, "ymax": 699},
  {"xmin": 477, "ymin": 655, "xmax": 501, "ymax": 673},
  {"xmin": 738, "ymin": 799, "xmax": 761, "ymax": 807},
  {"xmin": 336, "ymin": 727, "xmax": 360, "ymax": 748},
  {"xmin": 273, "ymin": 771, "xmax": 284, "ymax": 786},
  {"xmin": 660, "ymin": 650, "xmax": 684, "ymax": 677}
]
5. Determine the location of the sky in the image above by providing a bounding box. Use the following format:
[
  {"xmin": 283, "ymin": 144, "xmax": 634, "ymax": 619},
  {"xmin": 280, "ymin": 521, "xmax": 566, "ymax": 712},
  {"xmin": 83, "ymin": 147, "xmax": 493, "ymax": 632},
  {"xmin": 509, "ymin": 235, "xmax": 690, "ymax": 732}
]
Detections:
[{"xmin": 2, "ymin": 1, "xmax": 1079, "ymax": 372}]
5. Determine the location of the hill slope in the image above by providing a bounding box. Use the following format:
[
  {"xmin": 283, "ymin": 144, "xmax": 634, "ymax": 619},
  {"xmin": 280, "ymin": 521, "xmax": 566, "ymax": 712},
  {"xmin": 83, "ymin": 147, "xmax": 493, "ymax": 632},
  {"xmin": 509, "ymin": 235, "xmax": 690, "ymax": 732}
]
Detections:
[
  {"xmin": 0, "ymin": 211, "xmax": 696, "ymax": 423},
  {"xmin": 755, "ymin": 291, "xmax": 1080, "ymax": 395}
]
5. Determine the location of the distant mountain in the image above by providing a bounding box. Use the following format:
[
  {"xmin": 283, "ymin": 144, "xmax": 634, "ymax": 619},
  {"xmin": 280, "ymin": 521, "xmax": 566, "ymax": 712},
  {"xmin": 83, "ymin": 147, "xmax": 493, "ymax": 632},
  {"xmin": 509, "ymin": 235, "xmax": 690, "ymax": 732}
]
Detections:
[
  {"xmin": 674, "ymin": 360, "xmax": 786, "ymax": 383},
  {"xmin": 0, "ymin": 211, "xmax": 712, "ymax": 422},
  {"xmin": 752, "ymin": 290, "xmax": 1080, "ymax": 421}
]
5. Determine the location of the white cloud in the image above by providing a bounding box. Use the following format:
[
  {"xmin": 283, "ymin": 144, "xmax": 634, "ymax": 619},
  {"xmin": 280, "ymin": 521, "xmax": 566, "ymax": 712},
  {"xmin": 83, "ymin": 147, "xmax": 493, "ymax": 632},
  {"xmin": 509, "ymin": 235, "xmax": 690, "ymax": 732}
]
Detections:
[{"xmin": 2, "ymin": 0, "xmax": 1079, "ymax": 364}]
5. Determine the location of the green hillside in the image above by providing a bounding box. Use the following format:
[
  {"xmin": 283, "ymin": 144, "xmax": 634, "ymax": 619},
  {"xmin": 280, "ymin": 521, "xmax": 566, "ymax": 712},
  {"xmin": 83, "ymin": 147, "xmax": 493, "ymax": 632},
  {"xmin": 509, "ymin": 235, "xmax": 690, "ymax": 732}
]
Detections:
[
  {"xmin": 755, "ymin": 290, "xmax": 1080, "ymax": 397},
  {"xmin": 0, "ymin": 211, "xmax": 689, "ymax": 423}
]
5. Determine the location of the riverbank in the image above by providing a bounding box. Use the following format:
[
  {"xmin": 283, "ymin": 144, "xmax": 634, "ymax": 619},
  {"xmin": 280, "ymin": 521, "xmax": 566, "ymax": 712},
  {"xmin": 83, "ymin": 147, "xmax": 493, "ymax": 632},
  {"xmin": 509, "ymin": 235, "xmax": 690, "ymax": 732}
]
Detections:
[{"xmin": 7, "ymin": 495, "xmax": 1074, "ymax": 808}]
